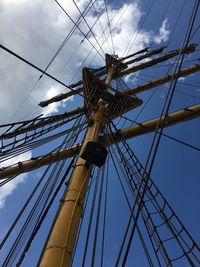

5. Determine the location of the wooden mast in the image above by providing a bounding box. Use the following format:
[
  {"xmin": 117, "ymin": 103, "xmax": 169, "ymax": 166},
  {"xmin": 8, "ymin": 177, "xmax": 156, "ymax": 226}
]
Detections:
[{"xmin": 38, "ymin": 66, "xmax": 114, "ymax": 267}]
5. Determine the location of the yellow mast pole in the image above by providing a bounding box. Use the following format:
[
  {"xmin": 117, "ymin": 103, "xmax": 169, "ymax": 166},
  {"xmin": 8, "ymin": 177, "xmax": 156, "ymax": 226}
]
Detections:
[{"xmin": 39, "ymin": 68, "xmax": 113, "ymax": 267}]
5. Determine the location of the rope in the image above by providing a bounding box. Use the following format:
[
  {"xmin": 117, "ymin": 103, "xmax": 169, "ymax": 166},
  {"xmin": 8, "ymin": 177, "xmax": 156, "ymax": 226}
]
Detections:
[
  {"xmin": 54, "ymin": 0, "xmax": 105, "ymax": 60},
  {"xmin": 120, "ymin": 115, "xmax": 200, "ymax": 153},
  {"xmin": 82, "ymin": 169, "xmax": 100, "ymax": 267},
  {"xmin": 100, "ymin": 157, "xmax": 109, "ymax": 267},
  {"xmin": 1, "ymin": 116, "xmax": 85, "ymax": 266},
  {"xmin": 16, "ymin": 156, "xmax": 76, "ymax": 266},
  {"xmin": 91, "ymin": 165, "xmax": 105, "ymax": 267},
  {"xmin": 72, "ymin": 0, "xmax": 106, "ymax": 56},
  {"xmin": 104, "ymin": 0, "xmax": 115, "ymax": 54},
  {"xmin": 0, "ymin": 43, "xmax": 87, "ymax": 100}
]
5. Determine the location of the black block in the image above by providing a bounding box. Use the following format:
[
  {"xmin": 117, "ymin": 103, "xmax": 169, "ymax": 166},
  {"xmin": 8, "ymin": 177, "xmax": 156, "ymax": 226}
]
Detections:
[{"xmin": 80, "ymin": 141, "xmax": 108, "ymax": 167}]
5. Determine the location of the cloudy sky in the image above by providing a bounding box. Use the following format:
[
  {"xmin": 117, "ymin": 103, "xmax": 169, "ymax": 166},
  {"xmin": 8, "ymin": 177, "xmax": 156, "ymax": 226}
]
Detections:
[
  {"xmin": 0, "ymin": 0, "xmax": 171, "ymax": 209},
  {"xmin": 0, "ymin": 0, "xmax": 200, "ymax": 266},
  {"xmin": 0, "ymin": 0, "xmax": 171, "ymax": 123}
]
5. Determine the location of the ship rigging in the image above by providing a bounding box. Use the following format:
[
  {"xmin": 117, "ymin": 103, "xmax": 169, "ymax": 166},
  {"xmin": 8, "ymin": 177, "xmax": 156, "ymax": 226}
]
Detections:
[{"xmin": 0, "ymin": 0, "xmax": 200, "ymax": 266}]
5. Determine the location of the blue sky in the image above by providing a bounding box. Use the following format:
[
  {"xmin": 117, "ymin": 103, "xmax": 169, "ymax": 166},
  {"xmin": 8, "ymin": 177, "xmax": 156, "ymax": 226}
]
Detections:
[{"xmin": 0, "ymin": 0, "xmax": 200, "ymax": 266}]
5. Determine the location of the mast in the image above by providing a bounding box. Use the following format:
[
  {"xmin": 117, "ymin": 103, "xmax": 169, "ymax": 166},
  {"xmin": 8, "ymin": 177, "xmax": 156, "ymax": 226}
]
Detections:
[{"xmin": 38, "ymin": 65, "xmax": 114, "ymax": 267}]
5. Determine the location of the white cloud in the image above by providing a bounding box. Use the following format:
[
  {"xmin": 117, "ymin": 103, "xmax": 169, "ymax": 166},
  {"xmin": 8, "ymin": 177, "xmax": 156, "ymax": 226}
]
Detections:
[
  {"xmin": 40, "ymin": 86, "xmax": 74, "ymax": 116},
  {"xmin": 178, "ymin": 77, "xmax": 186, "ymax": 82},
  {"xmin": 154, "ymin": 18, "xmax": 170, "ymax": 44},
  {"xmin": 88, "ymin": 2, "xmax": 152, "ymax": 56},
  {"xmin": 0, "ymin": 151, "xmax": 32, "ymax": 209},
  {"xmin": 42, "ymin": 87, "xmax": 63, "ymax": 116},
  {"xmin": 124, "ymin": 73, "xmax": 139, "ymax": 85}
]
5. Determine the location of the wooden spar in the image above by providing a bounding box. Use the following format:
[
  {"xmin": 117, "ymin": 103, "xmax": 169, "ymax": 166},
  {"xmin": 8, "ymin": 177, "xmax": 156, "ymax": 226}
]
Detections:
[
  {"xmin": 1, "ymin": 103, "xmax": 200, "ymax": 180},
  {"xmin": 39, "ymin": 88, "xmax": 83, "ymax": 107},
  {"xmin": 119, "ymin": 47, "xmax": 150, "ymax": 60},
  {"xmin": 2, "ymin": 107, "xmax": 85, "ymax": 140},
  {"xmin": 123, "ymin": 46, "xmax": 165, "ymax": 65},
  {"xmin": 127, "ymin": 64, "xmax": 200, "ymax": 95},
  {"xmin": 117, "ymin": 43, "xmax": 197, "ymax": 78},
  {"xmin": 38, "ymin": 44, "xmax": 197, "ymax": 107},
  {"xmin": 107, "ymin": 103, "xmax": 200, "ymax": 142},
  {"xmin": 0, "ymin": 145, "xmax": 81, "ymax": 179},
  {"xmin": 95, "ymin": 44, "xmax": 196, "ymax": 78},
  {"xmin": 92, "ymin": 46, "xmax": 165, "ymax": 74}
]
